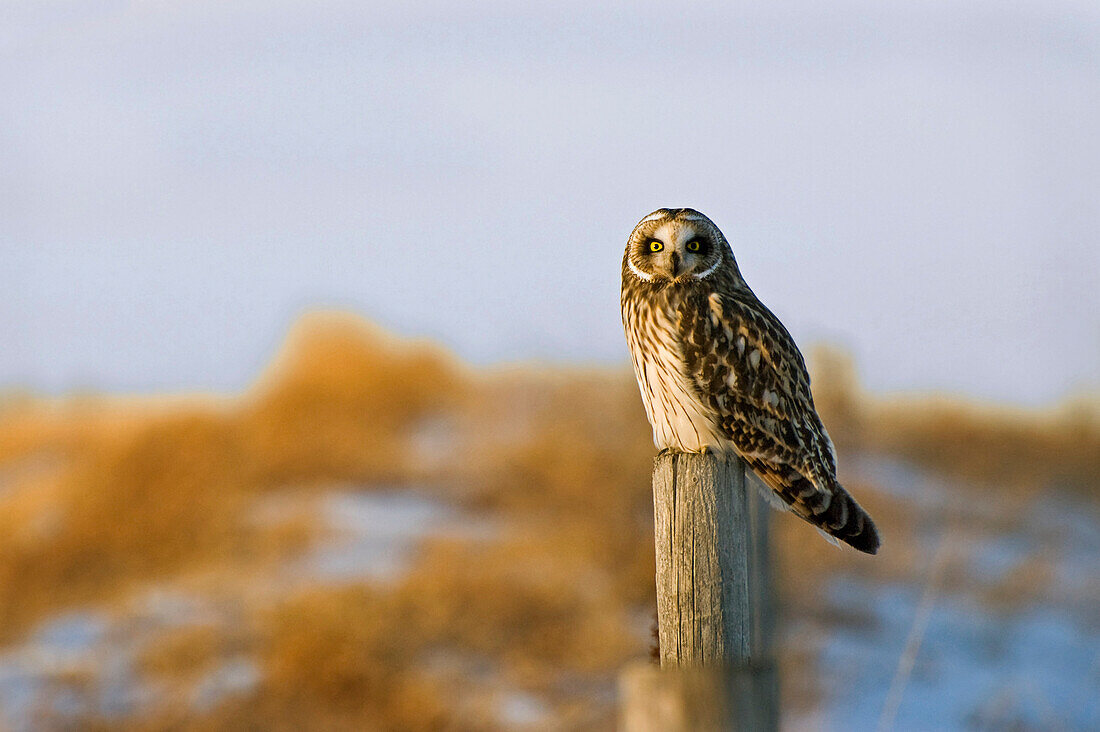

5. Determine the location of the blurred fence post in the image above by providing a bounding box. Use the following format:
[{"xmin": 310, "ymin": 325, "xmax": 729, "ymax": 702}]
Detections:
[{"xmin": 619, "ymin": 452, "xmax": 779, "ymax": 731}]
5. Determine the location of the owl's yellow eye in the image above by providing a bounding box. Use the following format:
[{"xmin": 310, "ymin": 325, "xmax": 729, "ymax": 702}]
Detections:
[
  {"xmin": 648, "ymin": 239, "xmax": 664, "ymax": 253},
  {"xmin": 686, "ymin": 239, "xmax": 701, "ymax": 252}
]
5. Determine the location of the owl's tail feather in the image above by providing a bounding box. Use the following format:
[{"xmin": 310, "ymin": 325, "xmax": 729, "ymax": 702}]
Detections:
[
  {"xmin": 805, "ymin": 478, "xmax": 879, "ymax": 554},
  {"xmin": 827, "ymin": 490, "xmax": 880, "ymax": 554},
  {"xmin": 746, "ymin": 460, "xmax": 880, "ymax": 555}
]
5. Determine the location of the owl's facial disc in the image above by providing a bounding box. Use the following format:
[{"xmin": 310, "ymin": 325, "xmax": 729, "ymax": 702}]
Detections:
[
  {"xmin": 634, "ymin": 220, "xmax": 719, "ymax": 282},
  {"xmin": 625, "ymin": 208, "xmax": 740, "ymax": 286}
]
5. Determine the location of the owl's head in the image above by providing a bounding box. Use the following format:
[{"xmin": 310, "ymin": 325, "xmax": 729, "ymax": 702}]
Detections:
[{"xmin": 623, "ymin": 208, "xmax": 739, "ymax": 285}]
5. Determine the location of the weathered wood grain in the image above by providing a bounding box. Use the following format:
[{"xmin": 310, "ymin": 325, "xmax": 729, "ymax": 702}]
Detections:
[{"xmin": 635, "ymin": 451, "xmax": 778, "ymax": 730}]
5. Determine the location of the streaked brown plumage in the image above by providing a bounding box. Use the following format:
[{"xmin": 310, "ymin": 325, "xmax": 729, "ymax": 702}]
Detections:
[{"xmin": 621, "ymin": 207, "xmax": 880, "ymax": 554}]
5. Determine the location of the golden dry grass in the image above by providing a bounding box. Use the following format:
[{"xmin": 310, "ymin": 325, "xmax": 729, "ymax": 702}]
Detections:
[
  {"xmin": 0, "ymin": 312, "xmax": 465, "ymax": 644},
  {"xmin": 0, "ymin": 312, "xmax": 1094, "ymax": 729},
  {"xmin": 869, "ymin": 397, "xmax": 1100, "ymax": 494},
  {"xmin": 240, "ymin": 312, "xmax": 467, "ymax": 485},
  {"xmin": 808, "ymin": 344, "xmax": 1100, "ymax": 494}
]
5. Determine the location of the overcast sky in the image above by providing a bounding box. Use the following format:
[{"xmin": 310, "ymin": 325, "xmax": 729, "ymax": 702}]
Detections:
[{"xmin": 2, "ymin": 0, "xmax": 1098, "ymax": 405}]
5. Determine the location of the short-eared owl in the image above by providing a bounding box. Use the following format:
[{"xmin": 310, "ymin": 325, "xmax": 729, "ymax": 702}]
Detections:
[{"xmin": 621, "ymin": 208, "xmax": 879, "ymax": 553}]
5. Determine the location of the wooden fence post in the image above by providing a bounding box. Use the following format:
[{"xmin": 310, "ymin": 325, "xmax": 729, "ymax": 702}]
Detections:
[{"xmin": 620, "ymin": 452, "xmax": 779, "ymax": 731}]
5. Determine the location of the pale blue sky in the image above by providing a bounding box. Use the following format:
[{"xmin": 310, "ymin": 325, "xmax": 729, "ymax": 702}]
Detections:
[{"xmin": 2, "ymin": 0, "xmax": 1098, "ymax": 404}]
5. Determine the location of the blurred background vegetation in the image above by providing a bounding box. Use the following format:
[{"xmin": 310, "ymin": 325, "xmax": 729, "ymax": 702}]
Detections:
[{"xmin": 0, "ymin": 312, "xmax": 1096, "ymax": 729}]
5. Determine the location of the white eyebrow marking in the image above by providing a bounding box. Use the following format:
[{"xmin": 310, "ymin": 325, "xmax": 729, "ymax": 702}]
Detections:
[
  {"xmin": 638, "ymin": 211, "xmax": 668, "ymax": 224},
  {"xmin": 627, "ymin": 257, "xmax": 655, "ymax": 281},
  {"xmin": 692, "ymin": 259, "xmax": 721, "ymax": 280}
]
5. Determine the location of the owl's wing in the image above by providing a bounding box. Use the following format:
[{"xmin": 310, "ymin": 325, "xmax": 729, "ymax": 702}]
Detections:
[{"xmin": 676, "ymin": 287, "xmax": 879, "ymax": 554}]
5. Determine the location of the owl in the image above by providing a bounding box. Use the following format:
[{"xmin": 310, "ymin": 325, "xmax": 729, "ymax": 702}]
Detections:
[{"xmin": 621, "ymin": 208, "xmax": 879, "ymax": 554}]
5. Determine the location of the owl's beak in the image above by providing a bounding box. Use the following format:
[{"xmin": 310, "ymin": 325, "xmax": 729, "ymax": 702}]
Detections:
[{"xmin": 668, "ymin": 252, "xmax": 682, "ymax": 279}]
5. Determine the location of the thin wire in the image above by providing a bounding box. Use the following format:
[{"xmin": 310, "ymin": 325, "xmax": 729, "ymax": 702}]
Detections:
[{"xmin": 876, "ymin": 533, "xmax": 953, "ymax": 732}]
